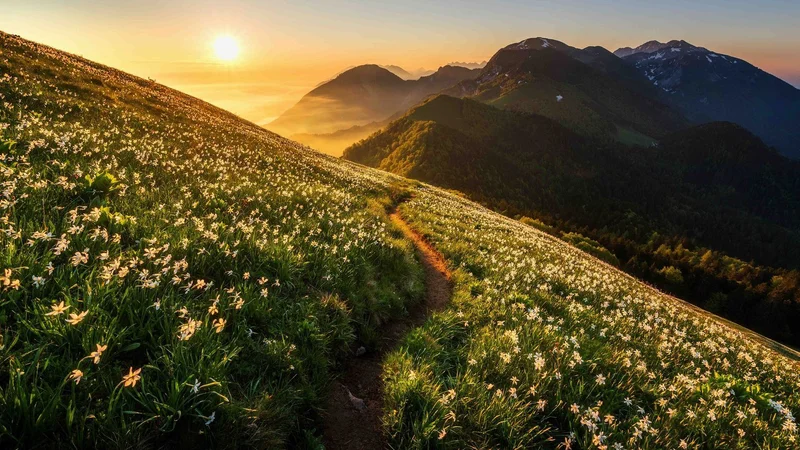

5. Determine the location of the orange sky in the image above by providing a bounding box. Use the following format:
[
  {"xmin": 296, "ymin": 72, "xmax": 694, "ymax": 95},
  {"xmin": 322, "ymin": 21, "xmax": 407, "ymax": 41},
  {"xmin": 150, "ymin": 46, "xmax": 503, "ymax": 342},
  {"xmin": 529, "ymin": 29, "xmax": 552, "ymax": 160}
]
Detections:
[{"xmin": 2, "ymin": 1, "xmax": 798, "ymax": 125}]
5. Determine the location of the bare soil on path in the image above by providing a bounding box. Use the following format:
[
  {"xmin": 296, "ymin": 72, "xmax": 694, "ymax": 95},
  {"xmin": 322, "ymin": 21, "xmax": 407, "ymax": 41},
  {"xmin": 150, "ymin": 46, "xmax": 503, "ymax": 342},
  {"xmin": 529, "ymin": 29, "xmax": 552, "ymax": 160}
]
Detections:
[{"xmin": 322, "ymin": 210, "xmax": 452, "ymax": 450}]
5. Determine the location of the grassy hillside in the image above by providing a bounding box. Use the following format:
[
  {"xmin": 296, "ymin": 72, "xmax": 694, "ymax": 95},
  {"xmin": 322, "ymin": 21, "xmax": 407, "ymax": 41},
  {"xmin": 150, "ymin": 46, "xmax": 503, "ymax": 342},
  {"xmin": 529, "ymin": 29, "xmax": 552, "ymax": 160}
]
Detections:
[
  {"xmin": 1, "ymin": 32, "xmax": 799, "ymax": 448},
  {"xmin": 385, "ymin": 192, "xmax": 799, "ymax": 448},
  {"xmin": 344, "ymin": 95, "xmax": 800, "ymax": 347},
  {"xmin": 0, "ymin": 33, "xmax": 424, "ymax": 447}
]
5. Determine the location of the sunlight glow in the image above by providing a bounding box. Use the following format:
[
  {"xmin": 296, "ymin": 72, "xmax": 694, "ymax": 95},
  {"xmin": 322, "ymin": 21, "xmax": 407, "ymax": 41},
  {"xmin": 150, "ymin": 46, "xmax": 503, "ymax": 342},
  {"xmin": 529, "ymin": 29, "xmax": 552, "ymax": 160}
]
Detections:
[{"xmin": 213, "ymin": 35, "xmax": 240, "ymax": 62}]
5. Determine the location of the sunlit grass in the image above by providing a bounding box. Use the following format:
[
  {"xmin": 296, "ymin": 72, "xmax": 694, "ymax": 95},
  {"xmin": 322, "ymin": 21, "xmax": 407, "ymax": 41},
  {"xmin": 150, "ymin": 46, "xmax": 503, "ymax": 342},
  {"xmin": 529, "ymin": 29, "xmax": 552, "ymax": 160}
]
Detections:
[
  {"xmin": 384, "ymin": 194, "xmax": 799, "ymax": 449},
  {"xmin": 0, "ymin": 33, "xmax": 422, "ymax": 447}
]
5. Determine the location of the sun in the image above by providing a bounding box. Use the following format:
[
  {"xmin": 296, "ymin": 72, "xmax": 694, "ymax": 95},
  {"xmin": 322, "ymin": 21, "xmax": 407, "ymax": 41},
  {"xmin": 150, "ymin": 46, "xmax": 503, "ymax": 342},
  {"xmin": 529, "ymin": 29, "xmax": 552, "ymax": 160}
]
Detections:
[{"xmin": 213, "ymin": 35, "xmax": 240, "ymax": 62}]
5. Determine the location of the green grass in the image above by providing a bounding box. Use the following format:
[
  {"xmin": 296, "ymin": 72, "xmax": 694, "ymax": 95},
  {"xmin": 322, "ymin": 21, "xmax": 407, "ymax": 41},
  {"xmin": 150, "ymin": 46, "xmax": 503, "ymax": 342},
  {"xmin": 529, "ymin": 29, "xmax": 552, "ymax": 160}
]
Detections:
[
  {"xmin": 1, "ymin": 31, "xmax": 799, "ymax": 449},
  {"xmin": 485, "ymin": 81, "xmax": 617, "ymax": 141},
  {"xmin": 561, "ymin": 232, "xmax": 621, "ymax": 267},
  {"xmin": 384, "ymin": 194, "xmax": 800, "ymax": 449},
  {"xmin": 0, "ymin": 33, "xmax": 423, "ymax": 447},
  {"xmin": 616, "ymin": 125, "xmax": 656, "ymax": 147}
]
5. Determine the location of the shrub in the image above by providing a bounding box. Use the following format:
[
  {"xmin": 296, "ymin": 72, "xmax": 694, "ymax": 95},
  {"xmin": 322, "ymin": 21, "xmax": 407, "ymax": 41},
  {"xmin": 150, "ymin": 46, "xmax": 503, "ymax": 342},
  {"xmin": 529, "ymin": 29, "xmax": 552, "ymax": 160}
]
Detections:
[
  {"xmin": 562, "ymin": 232, "xmax": 620, "ymax": 266},
  {"xmin": 658, "ymin": 265, "xmax": 685, "ymax": 284},
  {"xmin": 519, "ymin": 216, "xmax": 556, "ymax": 235}
]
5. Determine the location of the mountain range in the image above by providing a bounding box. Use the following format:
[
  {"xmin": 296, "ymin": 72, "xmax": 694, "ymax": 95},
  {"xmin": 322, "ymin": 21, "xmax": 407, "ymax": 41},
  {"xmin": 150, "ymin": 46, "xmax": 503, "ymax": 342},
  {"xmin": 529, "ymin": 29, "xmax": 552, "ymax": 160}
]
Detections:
[
  {"xmin": 276, "ymin": 36, "xmax": 800, "ymax": 159},
  {"xmin": 442, "ymin": 37, "xmax": 688, "ymax": 145},
  {"xmin": 613, "ymin": 39, "xmax": 800, "ymax": 157},
  {"xmin": 267, "ymin": 64, "xmax": 479, "ymax": 153}
]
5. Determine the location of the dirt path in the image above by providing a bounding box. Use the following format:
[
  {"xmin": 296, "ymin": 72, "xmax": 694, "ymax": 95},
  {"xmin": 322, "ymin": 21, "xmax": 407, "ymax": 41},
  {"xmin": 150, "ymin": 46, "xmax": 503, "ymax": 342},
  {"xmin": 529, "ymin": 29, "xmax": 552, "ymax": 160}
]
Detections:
[{"xmin": 322, "ymin": 210, "xmax": 452, "ymax": 450}]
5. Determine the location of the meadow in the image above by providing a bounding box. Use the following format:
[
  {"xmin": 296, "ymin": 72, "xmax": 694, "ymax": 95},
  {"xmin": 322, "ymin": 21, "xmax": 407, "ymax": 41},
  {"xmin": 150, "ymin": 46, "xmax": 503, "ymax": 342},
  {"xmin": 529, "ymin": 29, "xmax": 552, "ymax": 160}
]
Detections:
[
  {"xmin": 0, "ymin": 31, "xmax": 798, "ymax": 449},
  {"xmin": 385, "ymin": 192, "xmax": 800, "ymax": 449},
  {"xmin": 0, "ymin": 33, "xmax": 423, "ymax": 447}
]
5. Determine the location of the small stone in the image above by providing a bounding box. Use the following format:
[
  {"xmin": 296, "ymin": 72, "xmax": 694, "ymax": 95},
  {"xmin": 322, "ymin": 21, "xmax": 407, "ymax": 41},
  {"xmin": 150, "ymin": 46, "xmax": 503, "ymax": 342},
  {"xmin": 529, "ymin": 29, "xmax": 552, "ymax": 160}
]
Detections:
[
  {"xmin": 344, "ymin": 385, "xmax": 366, "ymax": 411},
  {"xmin": 355, "ymin": 346, "xmax": 366, "ymax": 357}
]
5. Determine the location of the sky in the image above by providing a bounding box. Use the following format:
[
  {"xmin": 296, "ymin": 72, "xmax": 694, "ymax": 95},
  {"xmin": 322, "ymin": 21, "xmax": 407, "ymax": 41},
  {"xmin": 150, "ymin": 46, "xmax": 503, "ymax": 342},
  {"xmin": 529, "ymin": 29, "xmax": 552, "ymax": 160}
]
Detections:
[{"xmin": 1, "ymin": 0, "xmax": 799, "ymax": 125}]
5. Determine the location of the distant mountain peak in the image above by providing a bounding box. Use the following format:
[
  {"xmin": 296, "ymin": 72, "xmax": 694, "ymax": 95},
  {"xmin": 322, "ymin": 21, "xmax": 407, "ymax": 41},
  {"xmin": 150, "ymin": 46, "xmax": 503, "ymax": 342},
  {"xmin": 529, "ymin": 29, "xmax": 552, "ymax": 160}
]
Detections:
[
  {"xmin": 614, "ymin": 39, "xmax": 702, "ymax": 58},
  {"xmin": 580, "ymin": 45, "xmax": 614, "ymax": 55},
  {"xmin": 431, "ymin": 64, "xmax": 476, "ymax": 76},
  {"xmin": 613, "ymin": 40, "xmax": 800, "ymax": 157},
  {"xmin": 332, "ymin": 64, "xmax": 403, "ymax": 83},
  {"xmin": 505, "ymin": 37, "xmax": 573, "ymax": 52},
  {"xmin": 446, "ymin": 61, "xmax": 487, "ymax": 70},
  {"xmin": 448, "ymin": 36, "xmax": 686, "ymax": 143},
  {"xmin": 380, "ymin": 65, "xmax": 414, "ymax": 80}
]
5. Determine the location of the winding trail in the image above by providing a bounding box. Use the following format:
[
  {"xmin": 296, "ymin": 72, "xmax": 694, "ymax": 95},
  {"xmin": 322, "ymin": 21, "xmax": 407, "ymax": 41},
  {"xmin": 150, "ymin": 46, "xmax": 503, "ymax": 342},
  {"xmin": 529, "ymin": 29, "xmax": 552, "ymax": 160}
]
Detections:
[{"xmin": 322, "ymin": 209, "xmax": 452, "ymax": 450}]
